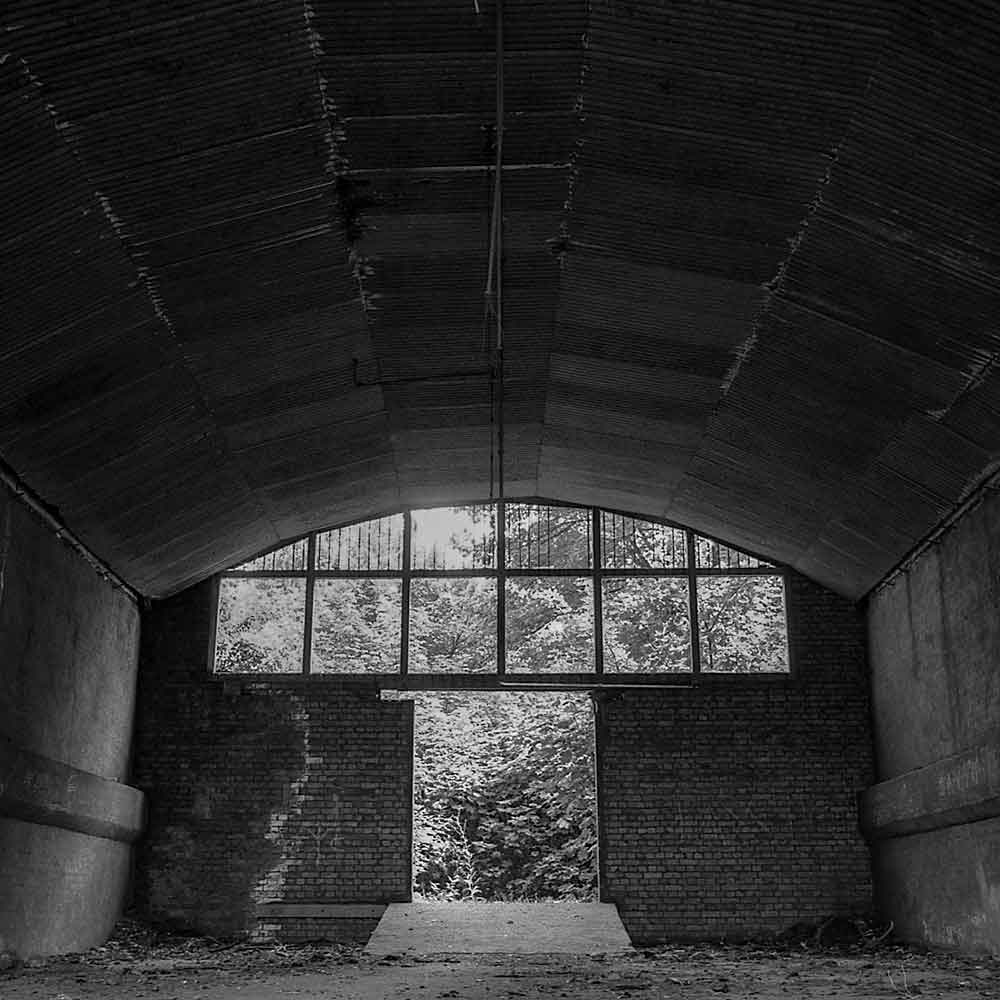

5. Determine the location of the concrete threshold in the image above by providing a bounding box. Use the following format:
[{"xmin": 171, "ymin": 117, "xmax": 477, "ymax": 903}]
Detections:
[{"xmin": 364, "ymin": 901, "xmax": 632, "ymax": 955}]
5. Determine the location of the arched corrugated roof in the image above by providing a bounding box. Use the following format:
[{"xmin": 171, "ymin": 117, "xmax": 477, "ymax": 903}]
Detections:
[{"xmin": 2, "ymin": 1, "xmax": 998, "ymax": 598}]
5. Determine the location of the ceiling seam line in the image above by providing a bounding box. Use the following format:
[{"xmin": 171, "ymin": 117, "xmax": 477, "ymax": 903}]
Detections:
[
  {"xmin": 654, "ymin": 5, "xmax": 909, "ymax": 584},
  {"xmin": 713, "ymin": 1, "xmax": 908, "ymax": 407},
  {"xmin": 300, "ymin": 0, "xmax": 403, "ymax": 510}
]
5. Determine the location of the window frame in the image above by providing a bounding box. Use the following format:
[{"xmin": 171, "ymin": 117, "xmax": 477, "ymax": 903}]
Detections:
[{"xmin": 211, "ymin": 498, "xmax": 791, "ymax": 682}]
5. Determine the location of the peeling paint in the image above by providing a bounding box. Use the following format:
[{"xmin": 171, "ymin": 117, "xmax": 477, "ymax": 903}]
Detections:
[
  {"xmin": 718, "ymin": 31, "xmax": 892, "ymax": 400},
  {"xmin": 302, "ymin": 1, "xmax": 378, "ymax": 325},
  {"xmin": 302, "ymin": 1, "xmax": 345, "ymax": 178},
  {"xmin": 0, "ymin": 500, "xmax": 10, "ymax": 612},
  {"xmin": 16, "ymin": 54, "xmax": 63, "ymax": 127},
  {"xmin": 95, "ymin": 190, "xmax": 178, "ymax": 337},
  {"xmin": 553, "ymin": 5, "xmax": 591, "ymax": 265}
]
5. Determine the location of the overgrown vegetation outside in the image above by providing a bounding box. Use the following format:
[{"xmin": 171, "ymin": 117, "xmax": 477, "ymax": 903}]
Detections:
[
  {"xmin": 411, "ymin": 692, "xmax": 597, "ymax": 902},
  {"xmin": 214, "ymin": 503, "xmax": 789, "ymax": 676}
]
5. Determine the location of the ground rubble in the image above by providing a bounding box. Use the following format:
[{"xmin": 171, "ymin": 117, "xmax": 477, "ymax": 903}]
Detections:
[{"xmin": 2, "ymin": 915, "xmax": 997, "ymax": 999}]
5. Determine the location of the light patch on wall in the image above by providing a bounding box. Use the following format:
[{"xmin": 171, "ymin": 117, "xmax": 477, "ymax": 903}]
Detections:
[
  {"xmin": 253, "ymin": 699, "xmax": 312, "ymax": 911},
  {"xmin": 252, "ymin": 698, "xmax": 343, "ymax": 935}
]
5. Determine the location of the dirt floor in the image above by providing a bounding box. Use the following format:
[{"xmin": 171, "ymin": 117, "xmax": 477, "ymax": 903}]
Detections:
[{"xmin": 2, "ymin": 920, "xmax": 998, "ymax": 1000}]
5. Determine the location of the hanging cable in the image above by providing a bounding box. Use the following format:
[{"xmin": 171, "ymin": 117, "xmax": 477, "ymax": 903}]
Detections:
[{"xmin": 485, "ymin": 0, "xmax": 505, "ymax": 500}]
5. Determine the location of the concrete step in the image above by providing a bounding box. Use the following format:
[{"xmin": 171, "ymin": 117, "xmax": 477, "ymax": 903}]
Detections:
[{"xmin": 364, "ymin": 901, "xmax": 633, "ymax": 955}]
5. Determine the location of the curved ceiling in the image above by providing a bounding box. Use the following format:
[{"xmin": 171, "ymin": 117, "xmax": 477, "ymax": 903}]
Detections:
[{"xmin": 2, "ymin": 1, "xmax": 998, "ymax": 599}]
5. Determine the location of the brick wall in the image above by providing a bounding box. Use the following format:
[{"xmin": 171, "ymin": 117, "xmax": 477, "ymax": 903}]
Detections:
[
  {"xmin": 133, "ymin": 581, "xmax": 413, "ymax": 942},
  {"xmin": 134, "ymin": 572, "xmax": 872, "ymax": 944},
  {"xmin": 598, "ymin": 573, "xmax": 874, "ymax": 943}
]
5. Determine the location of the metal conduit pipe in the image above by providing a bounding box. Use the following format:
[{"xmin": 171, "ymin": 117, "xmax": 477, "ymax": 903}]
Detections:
[{"xmin": 0, "ymin": 460, "xmax": 140, "ymax": 604}]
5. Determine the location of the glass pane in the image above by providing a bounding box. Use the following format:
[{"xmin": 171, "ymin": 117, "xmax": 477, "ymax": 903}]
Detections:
[
  {"xmin": 506, "ymin": 577, "xmax": 594, "ymax": 672},
  {"xmin": 694, "ymin": 534, "xmax": 773, "ymax": 570},
  {"xmin": 214, "ymin": 578, "xmax": 305, "ymax": 673},
  {"xmin": 232, "ymin": 538, "xmax": 309, "ymax": 572},
  {"xmin": 311, "ymin": 580, "xmax": 402, "ymax": 672},
  {"xmin": 602, "ymin": 578, "xmax": 691, "ymax": 672},
  {"xmin": 697, "ymin": 576, "xmax": 789, "ymax": 672},
  {"xmin": 315, "ymin": 514, "xmax": 404, "ymax": 571},
  {"xmin": 601, "ymin": 512, "xmax": 687, "ymax": 569},
  {"xmin": 411, "ymin": 505, "xmax": 496, "ymax": 570},
  {"xmin": 505, "ymin": 504, "xmax": 592, "ymax": 569},
  {"xmin": 409, "ymin": 578, "xmax": 497, "ymax": 672}
]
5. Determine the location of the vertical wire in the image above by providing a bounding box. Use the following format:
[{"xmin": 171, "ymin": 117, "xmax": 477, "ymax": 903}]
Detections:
[
  {"xmin": 401, "ymin": 511, "xmax": 412, "ymax": 674},
  {"xmin": 494, "ymin": 0, "xmax": 505, "ymax": 502},
  {"xmin": 592, "ymin": 507, "xmax": 604, "ymax": 674},
  {"xmin": 303, "ymin": 534, "xmax": 317, "ymax": 675},
  {"xmin": 687, "ymin": 530, "xmax": 702, "ymax": 676}
]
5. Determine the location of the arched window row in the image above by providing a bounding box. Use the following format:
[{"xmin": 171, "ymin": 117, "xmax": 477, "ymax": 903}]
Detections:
[{"xmin": 213, "ymin": 502, "xmax": 789, "ymax": 677}]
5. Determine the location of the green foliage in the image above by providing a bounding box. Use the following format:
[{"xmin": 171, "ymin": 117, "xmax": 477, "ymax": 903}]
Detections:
[
  {"xmin": 214, "ymin": 578, "xmax": 305, "ymax": 673},
  {"xmin": 409, "ymin": 578, "xmax": 497, "ymax": 673},
  {"xmin": 697, "ymin": 575, "xmax": 788, "ymax": 672},
  {"xmin": 312, "ymin": 579, "xmax": 401, "ymax": 673},
  {"xmin": 412, "ymin": 693, "xmax": 598, "ymax": 901},
  {"xmin": 603, "ymin": 577, "xmax": 691, "ymax": 672},
  {"xmin": 506, "ymin": 577, "xmax": 594, "ymax": 672}
]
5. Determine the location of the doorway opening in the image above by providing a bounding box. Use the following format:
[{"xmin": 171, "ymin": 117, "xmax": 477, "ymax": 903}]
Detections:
[{"xmin": 410, "ymin": 691, "xmax": 598, "ymax": 902}]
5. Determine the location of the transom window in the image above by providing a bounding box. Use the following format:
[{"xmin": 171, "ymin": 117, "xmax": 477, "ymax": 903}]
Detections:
[{"xmin": 213, "ymin": 502, "xmax": 789, "ymax": 677}]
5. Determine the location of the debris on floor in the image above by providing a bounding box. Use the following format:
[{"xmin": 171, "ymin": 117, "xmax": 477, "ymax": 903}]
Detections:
[{"xmin": 2, "ymin": 914, "xmax": 997, "ymax": 1000}]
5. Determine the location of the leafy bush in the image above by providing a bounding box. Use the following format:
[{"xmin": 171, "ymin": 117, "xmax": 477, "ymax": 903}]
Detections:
[{"xmin": 412, "ymin": 692, "xmax": 598, "ymax": 901}]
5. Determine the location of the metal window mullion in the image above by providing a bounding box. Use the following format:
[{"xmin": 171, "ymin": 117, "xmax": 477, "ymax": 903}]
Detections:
[
  {"xmin": 409, "ymin": 572, "xmax": 498, "ymax": 580},
  {"xmin": 302, "ymin": 534, "xmax": 317, "ymax": 675},
  {"xmin": 224, "ymin": 569, "xmax": 309, "ymax": 579},
  {"xmin": 691, "ymin": 566, "xmax": 783, "ymax": 577},
  {"xmin": 504, "ymin": 566, "xmax": 604, "ymax": 579},
  {"xmin": 497, "ymin": 501, "xmax": 506, "ymax": 674},
  {"xmin": 401, "ymin": 511, "xmax": 412, "ymax": 675},
  {"xmin": 592, "ymin": 507, "xmax": 604, "ymax": 675},
  {"xmin": 686, "ymin": 530, "xmax": 701, "ymax": 675},
  {"xmin": 312, "ymin": 569, "xmax": 405, "ymax": 579}
]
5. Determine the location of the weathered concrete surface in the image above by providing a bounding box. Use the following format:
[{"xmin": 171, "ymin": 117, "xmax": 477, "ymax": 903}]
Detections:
[
  {"xmin": 875, "ymin": 818, "xmax": 1000, "ymax": 956},
  {"xmin": 868, "ymin": 488, "xmax": 1000, "ymax": 955},
  {"xmin": 0, "ymin": 487, "xmax": 140, "ymax": 777},
  {"xmin": 869, "ymin": 494, "xmax": 1000, "ymax": 779},
  {"xmin": 0, "ymin": 816, "xmax": 132, "ymax": 958},
  {"xmin": 0, "ymin": 481, "xmax": 142, "ymax": 956},
  {"xmin": 0, "ymin": 736, "xmax": 145, "ymax": 843},
  {"xmin": 364, "ymin": 902, "xmax": 633, "ymax": 954},
  {"xmin": 862, "ymin": 737, "xmax": 1000, "ymax": 839}
]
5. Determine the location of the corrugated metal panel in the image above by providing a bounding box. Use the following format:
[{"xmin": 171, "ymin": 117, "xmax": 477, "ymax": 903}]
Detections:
[
  {"xmin": 4, "ymin": 0, "xmax": 1000, "ymax": 601},
  {"xmin": 323, "ymin": 51, "xmax": 579, "ymax": 118},
  {"xmin": 343, "ymin": 115, "xmax": 574, "ymax": 172},
  {"xmin": 709, "ymin": 0, "xmax": 1000, "ymax": 591},
  {"xmin": 544, "ymin": 396, "xmax": 707, "ymax": 448}
]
